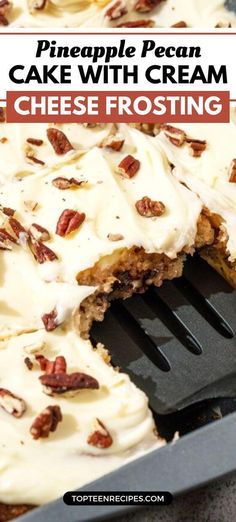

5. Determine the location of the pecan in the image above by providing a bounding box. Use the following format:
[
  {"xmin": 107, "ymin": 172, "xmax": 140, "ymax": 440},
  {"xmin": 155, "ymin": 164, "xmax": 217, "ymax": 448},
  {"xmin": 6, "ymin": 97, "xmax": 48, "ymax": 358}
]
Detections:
[
  {"xmin": 1, "ymin": 206, "xmax": 15, "ymax": 217},
  {"xmin": 186, "ymin": 138, "xmax": 207, "ymax": 157},
  {"xmin": 29, "ymin": 238, "xmax": 58, "ymax": 263},
  {"xmin": 161, "ymin": 124, "xmax": 186, "ymax": 146},
  {"xmin": 135, "ymin": 0, "xmax": 163, "ymax": 13},
  {"xmin": 24, "ymin": 357, "xmax": 33, "ymax": 370},
  {"xmin": 136, "ymin": 196, "xmax": 165, "ymax": 217},
  {"xmin": 52, "ymin": 177, "xmax": 85, "ymax": 190},
  {"xmin": 8, "ymin": 217, "xmax": 29, "ymax": 244},
  {"xmin": 105, "ymin": 0, "xmax": 127, "ymax": 20},
  {"xmin": 47, "ymin": 128, "xmax": 74, "ymax": 155},
  {"xmin": 0, "ymin": 13, "xmax": 8, "ymax": 25},
  {"xmin": 0, "ymin": 107, "xmax": 5, "ymax": 122},
  {"xmin": 26, "ymin": 138, "xmax": 43, "ymax": 146},
  {"xmin": 87, "ymin": 419, "xmax": 113, "ymax": 449},
  {"xmin": 117, "ymin": 19, "xmax": 155, "ymax": 27},
  {"xmin": 116, "ymin": 155, "xmax": 140, "ymax": 178},
  {"xmin": 39, "ymin": 372, "xmax": 99, "ymax": 395},
  {"xmin": 100, "ymin": 134, "xmax": 124, "ymax": 151},
  {"xmin": 29, "ymin": 223, "xmax": 50, "ymax": 242},
  {"xmin": 26, "ymin": 154, "xmax": 45, "ymax": 166},
  {"xmin": 107, "ymin": 233, "xmax": 124, "ymax": 241},
  {"xmin": 27, "ymin": 0, "xmax": 47, "ymax": 11},
  {"xmin": 0, "ymin": 136, "xmax": 7, "ymax": 143},
  {"xmin": 171, "ymin": 21, "xmax": 188, "ymax": 27},
  {"xmin": 0, "ymin": 388, "xmax": 26, "ymax": 418},
  {"xmin": 56, "ymin": 209, "xmax": 85, "ymax": 237},
  {"xmin": 30, "ymin": 405, "xmax": 62, "ymax": 440},
  {"xmin": 0, "ymin": 228, "xmax": 17, "ymax": 250},
  {"xmin": 36, "ymin": 354, "xmax": 67, "ymax": 374},
  {"xmin": 0, "ymin": 0, "xmax": 12, "ymax": 13},
  {"xmin": 229, "ymin": 159, "xmax": 236, "ymax": 182},
  {"xmin": 41, "ymin": 308, "xmax": 59, "ymax": 331}
]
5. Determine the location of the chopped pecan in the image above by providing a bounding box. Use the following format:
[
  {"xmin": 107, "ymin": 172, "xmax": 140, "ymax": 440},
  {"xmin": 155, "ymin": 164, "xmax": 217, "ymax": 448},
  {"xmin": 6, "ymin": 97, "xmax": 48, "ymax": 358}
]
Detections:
[
  {"xmin": 116, "ymin": 155, "xmax": 140, "ymax": 178},
  {"xmin": 100, "ymin": 134, "xmax": 124, "ymax": 151},
  {"xmin": 135, "ymin": 0, "xmax": 163, "ymax": 13},
  {"xmin": 26, "ymin": 138, "xmax": 43, "ymax": 146},
  {"xmin": 0, "ymin": 228, "xmax": 17, "ymax": 250},
  {"xmin": 87, "ymin": 419, "xmax": 113, "ymax": 449},
  {"xmin": 52, "ymin": 177, "xmax": 85, "ymax": 190},
  {"xmin": 136, "ymin": 196, "xmax": 165, "ymax": 217},
  {"xmin": 29, "ymin": 223, "xmax": 50, "ymax": 242},
  {"xmin": 56, "ymin": 209, "xmax": 85, "ymax": 237},
  {"xmin": 29, "ymin": 238, "xmax": 58, "ymax": 263},
  {"xmin": 26, "ymin": 154, "xmax": 45, "ymax": 166},
  {"xmin": 36, "ymin": 354, "xmax": 67, "ymax": 374},
  {"xmin": 0, "ymin": 0, "xmax": 12, "ymax": 13},
  {"xmin": 0, "ymin": 107, "xmax": 5, "ymax": 122},
  {"xmin": 229, "ymin": 159, "xmax": 236, "ymax": 182},
  {"xmin": 41, "ymin": 308, "xmax": 59, "ymax": 331},
  {"xmin": 30, "ymin": 405, "xmax": 62, "ymax": 440},
  {"xmin": 186, "ymin": 138, "xmax": 207, "ymax": 157},
  {"xmin": 39, "ymin": 372, "xmax": 99, "ymax": 395},
  {"xmin": 0, "ymin": 136, "xmax": 7, "ymax": 143},
  {"xmin": 215, "ymin": 21, "xmax": 231, "ymax": 28},
  {"xmin": 171, "ymin": 21, "xmax": 188, "ymax": 27},
  {"xmin": 8, "ymin": 217, "xmax": 29, "ymax": 244},
  {"xmin": 161, "ymin": 124, "xmax": 186, "ymax": 146},
  {"xmin": 0, "ymin": 13, "xmax": 8, "ymax": 25},
  {"xmin": 24, "ymin": 357, "xmax": 33, "ymax": 370},
  {"xmin": 105, "ymin": 0, "xmax": 127, "ymax": 20},
  {"xmin": 107, "ymin": 233, "xmax": 124, "ymax": 241},
  {"xmin": 47, "ymin": 128, "xmax": 74, "ymax": 155},
  {"xmin": 1, "ymin": 206, "xmax": 15, "ymax": 217},
  {"xmin": 27, "ymin": 0, "xmax": 47, "ymax": 11},
  {"xmin": 117, "ymin": 19, "xmax": 155, "ymax": 27},
  {"xmin": 0, "ymin": 388, "xmax": 26, "ymax": 418}
]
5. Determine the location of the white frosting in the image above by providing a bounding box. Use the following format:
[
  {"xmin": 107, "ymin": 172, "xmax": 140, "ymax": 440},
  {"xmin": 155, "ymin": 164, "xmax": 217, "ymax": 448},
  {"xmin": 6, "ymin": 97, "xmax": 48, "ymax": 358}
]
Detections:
[
  {"xmin": 157, "ymin": 111, "xmax": 236, "ymax": 260},
  {"xmin": 7, "ymin": 0, "xmax": 236, "ymax": 28},
  {"xmin": 0, "ymin": 123, "xmax": 203, "ymax": 506}
]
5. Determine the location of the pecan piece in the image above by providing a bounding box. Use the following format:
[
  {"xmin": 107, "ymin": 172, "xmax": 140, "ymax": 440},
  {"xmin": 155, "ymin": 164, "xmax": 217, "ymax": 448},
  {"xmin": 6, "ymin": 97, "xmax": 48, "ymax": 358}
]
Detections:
[
  {"xmin": 24, "ymin": 357, "xmax": 33, "ymax": 370},
  {"xmin": 1, "ymin": 206, "xmax": 15, "ymax": 217},
  {"xmin": 56, "ymin": 209, "xmax": 85, "ymax": 237},
  {"xmin": 186, "ymin": 138, "xmax": 207, "ymax": 157},
  {"xmin": 107, "ymin": 233, "xmax": 124, "ymax": 241},
  {"xmin": 100, "ymin": 134, "xmax": 124, "ymax": 151},
  {"xmin": 8, "ymin": 217, "xmax": 29, "ymax": 244},
  {"xmin": 26, "ymin": 138, "xmax": 43, "ymax": 146},
  {"xmin": 29, "ymin": 238, "xmax": 58, "ymax": 263},
  {"xmin": 135, "ymin": 0, "xmax": 163, "ymax": 13},
  {"xmin": 47, "ymin": 128, "xmax": 74, "ymax": 155},
  {"xmin": 116, "ymin": 155, "xmax": 140, "ymax": 178},
  {"xmin": 0, "ymin": 388, "xmax": 26, "ymax": 418},
  {"xmin": 52, "ymin": 177, "xmax": 85, "ymax": 190},
  {"xmin": 0, "ymin": 107, "xmax": 5, "ymax": 122},
  {"xmin": 0, "ymin": 228, "xmax": 17, "ymax": 250},
  {"xmin": 30, "ymin": 405, "xmax": 62, "ymax": 440},
  {"xmin": 87, "ymin": 419, "xmax": 113, "ymax": 449},
  {"xmin": 42, "ymin": 308, "xmax": 59, "ymax": 331},
  {"xmin": 36, "ymin": 354, "xmax": 67, "ymax": 374},
  {"xmin": 229, "ymin": 159, "xmax": 236, "ymax": 182},
  {"xmin": 39, "ymin": 372, "xmax": 99, "ymax": 395},
  {"xmin": 161, "ymin": 124, "xmax": 186, "ymax": 146},
  {"xmin": 105, "ymin": 0, "xmax": 127, "ymax": 20},
  {"xmin": 117, "ymin": 19, "xmax": 155, "ymax": 27},
  {"xmin": 26, "ymin": 154, "xmax": 45, "ymax": 166},
  {"xmin": 136, "ymin": 196, "xmax": 165, "ymax": 217},
  {"xmin": 0, "ymin": 0, "xmax": 12, "ymax": 14},
  {"xmin": 171, "ymin": 21, "xmax": 188, "ymax": 27},
  {"xmin": 27, "ymin": 0, "xmax": 47, "ymax": 11},
  {"xmin": 29, "ymin": 223, "xmax": 50, "ymax": 242}
]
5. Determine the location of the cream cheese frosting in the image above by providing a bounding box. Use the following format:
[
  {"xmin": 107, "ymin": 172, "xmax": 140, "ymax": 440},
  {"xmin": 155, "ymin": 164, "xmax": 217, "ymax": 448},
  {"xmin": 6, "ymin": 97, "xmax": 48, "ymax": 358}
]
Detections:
[
  {"xmin": 6, "ymin": 0, "xmax": 236, "ymax": 28},
  {"xmin": 156, "ymin": 112, "xmax": 236, "ymax": 261},
  {"xmin": 0, "ymin": 122, "xmax": 203, "ymax": 506}
]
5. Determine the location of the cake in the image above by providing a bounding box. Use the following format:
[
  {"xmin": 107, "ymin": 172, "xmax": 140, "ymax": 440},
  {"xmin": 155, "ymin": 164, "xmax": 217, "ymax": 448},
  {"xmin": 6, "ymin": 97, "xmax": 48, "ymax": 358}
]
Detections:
[{"xmin": 1, "ymin": 0, "xmax": 236, "ymax": 28}]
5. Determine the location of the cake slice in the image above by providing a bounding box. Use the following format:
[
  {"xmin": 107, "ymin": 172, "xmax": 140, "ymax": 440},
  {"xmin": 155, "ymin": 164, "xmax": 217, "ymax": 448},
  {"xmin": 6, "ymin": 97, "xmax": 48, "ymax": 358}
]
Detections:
[{"xmin": 156, "ymin": 113, "xmax": 236, "ymax": 288}]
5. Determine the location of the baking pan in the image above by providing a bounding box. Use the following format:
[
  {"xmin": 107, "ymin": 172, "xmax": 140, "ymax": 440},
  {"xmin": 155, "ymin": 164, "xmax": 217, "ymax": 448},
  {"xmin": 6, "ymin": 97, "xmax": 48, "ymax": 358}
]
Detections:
[{"xmin": 17, "ymin": 255, "xmax": 236, "ymax": 522}]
